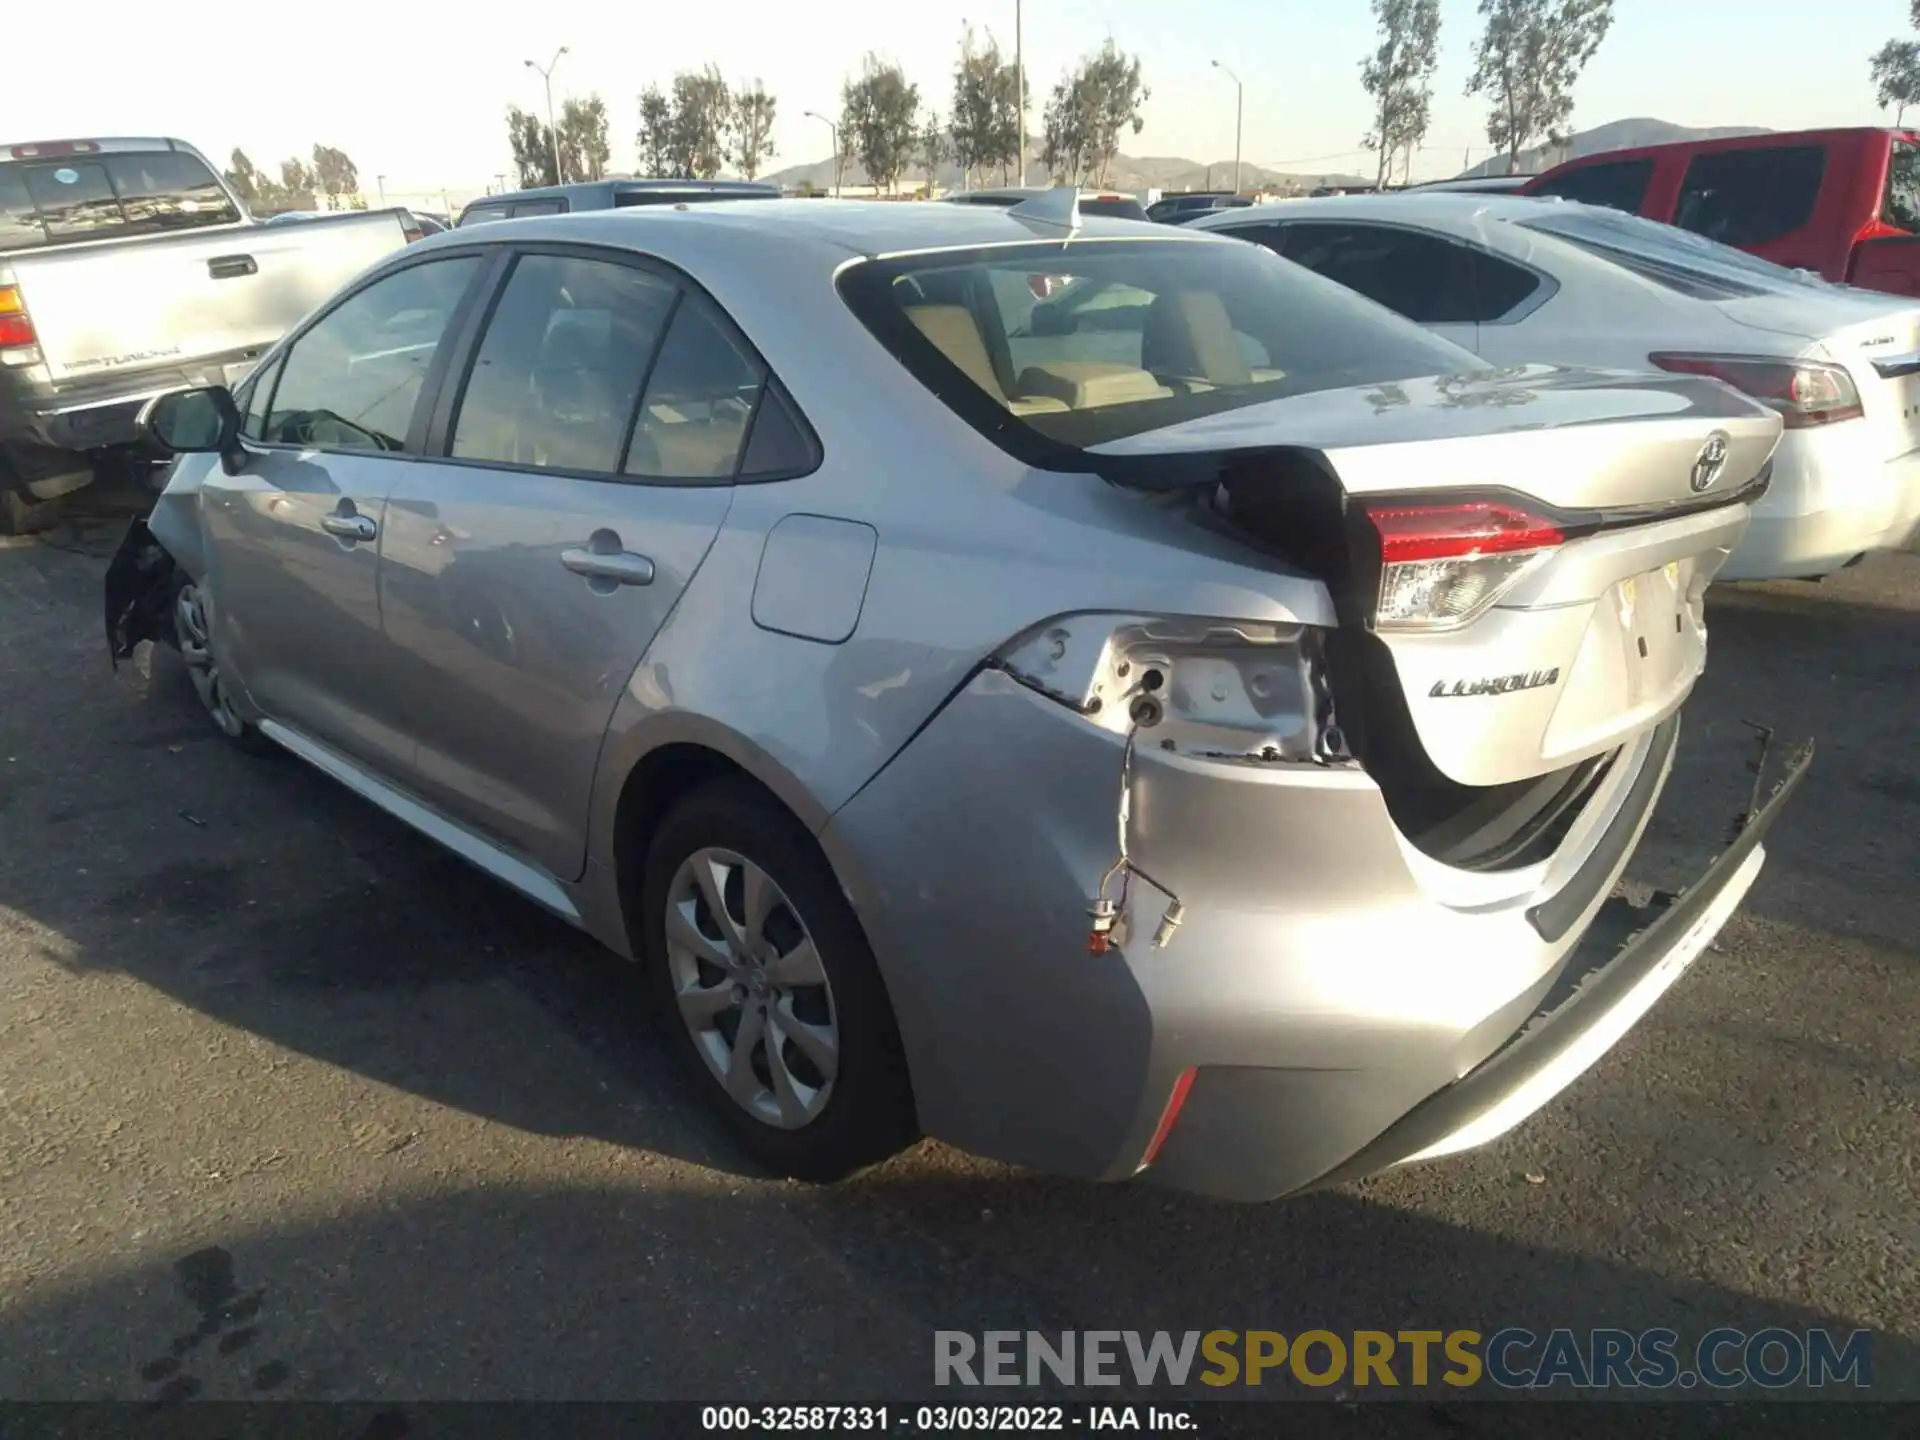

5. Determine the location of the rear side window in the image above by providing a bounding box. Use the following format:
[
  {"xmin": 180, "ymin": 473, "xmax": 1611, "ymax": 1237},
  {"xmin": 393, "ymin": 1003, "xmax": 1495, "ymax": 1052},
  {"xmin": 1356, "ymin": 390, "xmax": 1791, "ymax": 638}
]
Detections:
[
  {"xmin": 1280, "ymin": 223, "xmax": 1540, "ymax": 324},
  {"xmin": 0, "ymin": 150, "xmax": 239, "ymax": 250},
  {"xmin": 1673, "ymin": 146, "xmax": 1827, "ymax": 248},
  {"xmin": 838, "ymin": 237, "xmax": 1477, "ymax": 455},
  {"xmin": 1883, "ymin": 140, "xmax": 1920, "ymax": 234},
  {"xmin": 1530, "ymin": 159, "xmax": 1655, "ymax": 214},
  {"xmin": 625, "ymin": 298, "xmax": 767, "ymax": 481},
  {"xmin": 451, "ymin": 255, "xmax": 677, "ymax": 475}
]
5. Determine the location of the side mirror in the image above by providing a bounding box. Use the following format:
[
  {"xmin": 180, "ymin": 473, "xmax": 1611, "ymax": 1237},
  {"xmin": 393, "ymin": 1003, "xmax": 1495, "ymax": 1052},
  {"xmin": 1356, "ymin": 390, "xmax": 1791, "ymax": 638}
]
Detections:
[{"xmin": 138, "ymin": 386, "xmax": 240, "ymax": 458}]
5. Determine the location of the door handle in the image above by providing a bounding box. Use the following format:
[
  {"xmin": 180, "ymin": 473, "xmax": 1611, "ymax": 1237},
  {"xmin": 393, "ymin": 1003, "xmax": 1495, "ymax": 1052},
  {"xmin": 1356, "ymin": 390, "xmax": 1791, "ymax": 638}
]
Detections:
[
  {"xmin": 208, "ymin": 254, "xmax": 258, "ymax": 280},
  {"xmin": 320, "ymin": 513, "xmax": 378, "ymax": 542},
  {"xmin": 561, "ymin": 546, "xmax": 655, "ymax": 587}
]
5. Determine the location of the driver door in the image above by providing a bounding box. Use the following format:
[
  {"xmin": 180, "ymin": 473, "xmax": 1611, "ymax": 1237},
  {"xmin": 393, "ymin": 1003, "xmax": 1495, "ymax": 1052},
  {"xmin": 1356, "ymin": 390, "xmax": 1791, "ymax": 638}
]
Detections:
[{"xmin": 202, "ymin": 253, "xmax": 488, "ymax": 776}]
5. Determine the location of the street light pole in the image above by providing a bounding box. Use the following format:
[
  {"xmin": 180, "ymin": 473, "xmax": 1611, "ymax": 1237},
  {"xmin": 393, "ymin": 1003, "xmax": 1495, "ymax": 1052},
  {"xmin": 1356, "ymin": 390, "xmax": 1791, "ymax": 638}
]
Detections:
[
  {"xmin": 1014, "ymin": 0, "xmax": 1025, "ymax": 186},
  {"xmin": 804, "ymin": 111, "xmax": 840, "ymax": 197},
  {"xmin": 524, "ymin": 46, "xmax": 569, "ymax": 185},
  {"xmin": 376, "ymin": 174, "xmax": 387, "ymax": 206},
  {"xmin": 1211, "ymin": 60, "xmax": 1242, "ymax": 195}
]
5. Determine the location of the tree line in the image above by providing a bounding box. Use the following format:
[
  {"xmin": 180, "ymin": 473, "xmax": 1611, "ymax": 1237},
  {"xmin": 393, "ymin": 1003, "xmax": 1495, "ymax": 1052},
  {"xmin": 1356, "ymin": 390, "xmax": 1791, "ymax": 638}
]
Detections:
[
  {"xmin": 497, "ymin": 29, "xmax": 1149, "ymax": 194},
  {"xmin": 490, "ymin": 0, "xmax": 1627, "ymax": 197},
  {"xmin": 1872, "ymin": 0, "xmax": 1920, "ymax": 124},
  {"xmin": 222, "ymin": 145, "xmax": 365, "ymax": 213},
  {"xmin": 1362, "ymin": 0, "xmax": 1614, "ymax": 186}
]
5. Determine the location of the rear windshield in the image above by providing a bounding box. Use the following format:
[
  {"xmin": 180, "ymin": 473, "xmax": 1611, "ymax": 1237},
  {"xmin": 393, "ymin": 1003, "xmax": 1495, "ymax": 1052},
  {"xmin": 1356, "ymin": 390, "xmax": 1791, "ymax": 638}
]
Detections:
[
  {"xmin": 1518, "ymin": 205, "xmax": 1833, "ymax": 299},
  {"xmin": 838, "ymin": 237, "xmax": 1477, "ymax": 453},
  {"xmin": 0, "ymin": 150, "xmax": 240, "ymax": 251}
]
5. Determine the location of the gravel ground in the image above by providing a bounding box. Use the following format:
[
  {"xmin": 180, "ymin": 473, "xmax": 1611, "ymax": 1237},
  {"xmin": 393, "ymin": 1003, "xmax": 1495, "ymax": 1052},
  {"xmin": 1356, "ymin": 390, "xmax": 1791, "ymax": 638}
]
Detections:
[{"xmin": 0, "ymin": 492, "xmax": 1914, "ymax": 1426}]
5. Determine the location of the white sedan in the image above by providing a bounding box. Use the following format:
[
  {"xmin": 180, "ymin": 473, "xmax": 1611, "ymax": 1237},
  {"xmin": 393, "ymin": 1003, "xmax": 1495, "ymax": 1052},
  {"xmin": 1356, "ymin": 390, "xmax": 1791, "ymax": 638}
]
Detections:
[{"xmin": 1192, "ymin": 195, "xmax": 1920, "ymax": 581}]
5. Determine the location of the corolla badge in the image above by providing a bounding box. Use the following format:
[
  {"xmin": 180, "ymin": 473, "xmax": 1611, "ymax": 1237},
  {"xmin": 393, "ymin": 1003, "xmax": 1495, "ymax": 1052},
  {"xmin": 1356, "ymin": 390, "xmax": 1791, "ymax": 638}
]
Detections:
[
  {"xmin": 1690, "ymin": 431, "xmax": 1731, "ymax": 493},
  {"xmin": 1429, "ymin": 667, "xmax": 1560, "ymax": 699}
]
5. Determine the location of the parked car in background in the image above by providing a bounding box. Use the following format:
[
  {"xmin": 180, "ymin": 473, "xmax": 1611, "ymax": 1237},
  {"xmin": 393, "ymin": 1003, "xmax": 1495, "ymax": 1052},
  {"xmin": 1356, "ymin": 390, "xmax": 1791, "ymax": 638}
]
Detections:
[
  {"xmin": 943, "ymin": 186, "xmax": 1150, "ymax": 222},
  {"xmin": 1399, "ymin": 175, "xmax": 1537, "ymax": 195},
  {"xmin": 1193, "ymin": 193, "xmax": 1920, "ymax": 579},
  {"xmin": 0, "ymin": 136, "xmax": 416, "ymax": 533},
  {"xmin": 457, "ymin": 179, "xmax": 780, "ymax": 227},
  {"xmin": 1145, "ymin": 192, "xmax": 1252, "ymax": 224},
  {"xmin": 1523, "ymin": 128, "xmax": 1920, "ymax": 297},
  {"xmin": 105, "ymin": 192, "xmax": 1802, "ymax": 1201}
]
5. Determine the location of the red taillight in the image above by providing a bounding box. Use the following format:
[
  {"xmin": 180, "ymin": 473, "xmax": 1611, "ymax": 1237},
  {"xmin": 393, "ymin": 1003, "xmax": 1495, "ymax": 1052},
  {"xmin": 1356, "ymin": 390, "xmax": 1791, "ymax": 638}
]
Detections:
[
  {"xmin": 0, "ymin": 285, "xmax": 37, "ymax": 351},
  {"xmin": 1367, "ymin": 501, "xmax": 1565, "ymax": 562},
  {"xmin": 1138, "ymin": 1067, "xmax": 1197, "ymax": 1171},
  {"xmin": 1363, "ymin": 500, "xmax": 1563, "ymax": 631},
  {"xmin": 9, "ymin": 140, "xmax": 101, "ymax": 159},
  {"xmin": 1651, "ymin": 352, "xmax": 1864, "ymax": 429}
]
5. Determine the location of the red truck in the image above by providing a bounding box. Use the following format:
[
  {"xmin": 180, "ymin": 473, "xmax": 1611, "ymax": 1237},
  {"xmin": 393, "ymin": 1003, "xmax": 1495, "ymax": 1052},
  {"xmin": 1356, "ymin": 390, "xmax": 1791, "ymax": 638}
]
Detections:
[{"xmin": 1522, "ymin": 127, "xmax": 1920, "ymax": 297}]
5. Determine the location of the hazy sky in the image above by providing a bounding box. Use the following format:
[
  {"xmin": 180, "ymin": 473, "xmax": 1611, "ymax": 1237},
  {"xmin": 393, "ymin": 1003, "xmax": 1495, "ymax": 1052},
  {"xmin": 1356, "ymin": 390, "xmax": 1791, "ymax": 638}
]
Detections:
[{"xmin": 7, "ymin": 0, "xmax": 1913, "ymax": 202}]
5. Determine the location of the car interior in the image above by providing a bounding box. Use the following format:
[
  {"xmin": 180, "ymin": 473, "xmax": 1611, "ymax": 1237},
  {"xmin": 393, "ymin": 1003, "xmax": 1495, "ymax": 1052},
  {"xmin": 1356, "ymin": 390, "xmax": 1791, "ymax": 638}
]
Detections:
[{"xmin": 895, "ymin": 264, "xmax": 1284, "ymax": 418}]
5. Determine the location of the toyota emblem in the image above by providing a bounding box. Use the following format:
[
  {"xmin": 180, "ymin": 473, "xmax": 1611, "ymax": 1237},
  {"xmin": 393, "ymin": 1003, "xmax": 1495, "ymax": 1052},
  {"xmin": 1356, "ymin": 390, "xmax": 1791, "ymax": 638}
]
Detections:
[{"xmin": 1690, "ymin": 432, "xmax": 1730, "ymax": 493}]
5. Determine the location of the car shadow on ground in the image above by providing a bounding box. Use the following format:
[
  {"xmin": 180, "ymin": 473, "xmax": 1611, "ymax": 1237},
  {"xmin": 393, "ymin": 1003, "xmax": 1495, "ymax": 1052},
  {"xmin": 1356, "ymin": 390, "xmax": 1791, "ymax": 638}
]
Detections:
[{"xmin": 0, "ymin": 1176, "xmax": 1915, "ymax": 1415}]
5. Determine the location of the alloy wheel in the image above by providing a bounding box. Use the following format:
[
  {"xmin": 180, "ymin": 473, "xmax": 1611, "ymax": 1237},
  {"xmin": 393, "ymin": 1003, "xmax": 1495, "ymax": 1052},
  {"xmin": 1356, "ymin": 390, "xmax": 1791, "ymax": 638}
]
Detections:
[
  {"xmin": 664, "ymin": 847, "xmax": 839, "ymax": 1130},
  {"xmin": 173, "ymin": 583, "xmax": 246, "ymax": 739}
]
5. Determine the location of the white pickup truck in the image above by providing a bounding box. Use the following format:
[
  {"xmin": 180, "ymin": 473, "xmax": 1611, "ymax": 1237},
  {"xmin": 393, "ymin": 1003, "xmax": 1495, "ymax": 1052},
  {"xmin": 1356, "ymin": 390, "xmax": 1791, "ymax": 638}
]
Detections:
[{"xmin": 0, "ymin": 136, "xmax": 418, "ymax": 532}]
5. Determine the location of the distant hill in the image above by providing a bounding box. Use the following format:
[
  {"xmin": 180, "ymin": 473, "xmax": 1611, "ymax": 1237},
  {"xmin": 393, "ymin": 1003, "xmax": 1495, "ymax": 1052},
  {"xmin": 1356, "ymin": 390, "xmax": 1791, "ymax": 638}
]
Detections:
[
  {"xmin": 760, "ymin": 152, "xmax": 1369, "ymax": 195},
  {"xmin": 1459, "ymin": 117, "xmax": 1773, "ymax": 178}
]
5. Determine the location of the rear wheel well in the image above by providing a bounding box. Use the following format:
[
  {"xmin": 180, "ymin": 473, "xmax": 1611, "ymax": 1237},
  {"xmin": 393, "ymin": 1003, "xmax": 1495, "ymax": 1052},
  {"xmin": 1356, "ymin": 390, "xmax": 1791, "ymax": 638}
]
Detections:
[{"xmin": 612, "ymin": 744, "xmax": 800, "ymax": 955}]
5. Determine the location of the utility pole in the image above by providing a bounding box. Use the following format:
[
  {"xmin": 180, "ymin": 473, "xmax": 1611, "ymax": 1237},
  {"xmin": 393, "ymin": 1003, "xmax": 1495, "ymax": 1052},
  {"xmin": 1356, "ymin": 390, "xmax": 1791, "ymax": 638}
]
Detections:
[
  {"xmin": 805, "ymin": 111, "xmax": 841, "ymax": 197},
  {"xmin": 1211, "ymin": 60, "xmax": 1242, "ymax": 194},
  {"xmin": 524, "ymin": 46, "xmax": 569, "ymax": 185},
  {"xmin": 376, "ymin": 175, "xmax": 387, "ymax": 206},
  {"xmin": 1015, "ymin": 0, "xmax": 1025, "ymax": 186}
]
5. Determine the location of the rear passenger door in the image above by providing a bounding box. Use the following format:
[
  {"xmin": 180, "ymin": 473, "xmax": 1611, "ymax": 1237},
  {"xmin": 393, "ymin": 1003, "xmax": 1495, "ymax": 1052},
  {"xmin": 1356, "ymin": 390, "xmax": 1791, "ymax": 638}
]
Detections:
[{"xmin": 377, "ymin": 246, "xmax": 805, "ymax": 882}]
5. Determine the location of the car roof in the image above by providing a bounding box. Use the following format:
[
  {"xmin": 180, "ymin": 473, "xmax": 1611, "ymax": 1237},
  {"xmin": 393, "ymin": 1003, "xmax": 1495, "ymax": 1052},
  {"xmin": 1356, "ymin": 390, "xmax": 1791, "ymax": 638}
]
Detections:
[
  {"xmin": 463, "ymin": 178, "xmax": 780, "ymax": 211},
  {"xmin": 949, "ymin": 186, "xmax": 1141, "ymax": 203},
  {"xmin": 420, "ymin": 197, "xmax": 1219, "ymax": 263},
  {"xmin": 1189, "ymin": 191, "xmax": 1566, "ymax": 230}
]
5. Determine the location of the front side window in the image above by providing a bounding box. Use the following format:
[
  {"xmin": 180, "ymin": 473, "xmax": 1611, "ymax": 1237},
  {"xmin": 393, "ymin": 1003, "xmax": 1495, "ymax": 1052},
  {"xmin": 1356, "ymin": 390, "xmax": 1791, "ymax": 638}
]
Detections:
[
  {"xmin": 261, "ymin": 256, "xmax": 481, "ymax": 451},
  {"xmin": 1530, "ymin": 159, "xmax": 1655, "ymax": 214},
  {"xmin": 1674, "ymin": 146, "xmax": 1827, "ymax": 248},
  {"xmin": 839, "ymin": 237, "xmax": 1477, "ymax": 454},
  {"xmin": 450, "ymin": 253, "xmax": 677, "ymax": 474},
  {"xmin": 459, "ymin": 206, "xmax": 510, "ymax": 227},
  {"xmin": 1883, "ymin": 140, "xmax": 1920, "ymax": 234},
  {"xmin": 512, "ymin": 200, "xmax": 567, "ymax": 217}
]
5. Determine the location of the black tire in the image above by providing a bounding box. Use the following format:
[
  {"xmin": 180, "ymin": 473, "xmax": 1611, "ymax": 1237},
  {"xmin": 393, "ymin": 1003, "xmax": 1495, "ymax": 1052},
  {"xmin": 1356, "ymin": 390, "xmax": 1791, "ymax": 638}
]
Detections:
[
  {"xmin": 641, "ymin": 777, "xmax": 917, "ymax": 1181},
  {"xmin": 168, "ymin": 576, "xmax": 275, "ymax": 756}
]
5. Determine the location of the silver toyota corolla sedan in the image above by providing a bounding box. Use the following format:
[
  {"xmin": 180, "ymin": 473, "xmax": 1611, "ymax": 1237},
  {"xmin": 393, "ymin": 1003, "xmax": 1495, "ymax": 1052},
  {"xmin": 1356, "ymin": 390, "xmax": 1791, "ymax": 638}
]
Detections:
[{"xmin": 104, "ymin": 192, "xmax": 1810, "ymax": 1201}]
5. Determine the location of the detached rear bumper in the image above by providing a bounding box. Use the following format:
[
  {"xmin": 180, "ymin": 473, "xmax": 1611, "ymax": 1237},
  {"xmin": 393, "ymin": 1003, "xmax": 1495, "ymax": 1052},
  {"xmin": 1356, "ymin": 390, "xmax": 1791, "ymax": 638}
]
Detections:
[{"xmin": 1283, "ymin": 733, "xmax": 1811, "ymax": 1193}]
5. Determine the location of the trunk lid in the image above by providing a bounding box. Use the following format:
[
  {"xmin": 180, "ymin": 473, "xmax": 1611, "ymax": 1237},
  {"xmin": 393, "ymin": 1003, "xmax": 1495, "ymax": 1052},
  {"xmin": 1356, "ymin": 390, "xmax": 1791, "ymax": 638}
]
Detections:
[
  {"xmin": 1717, "ymin": 290, "xmax": 1920, "ymax": 462},
  {"xmin": 1094, "ymin": 364, "xmax": 1782, "ymax": 790},
  {"xmin": 4, "ymin": 211, "xmax": 408, "ymax": 389}
]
